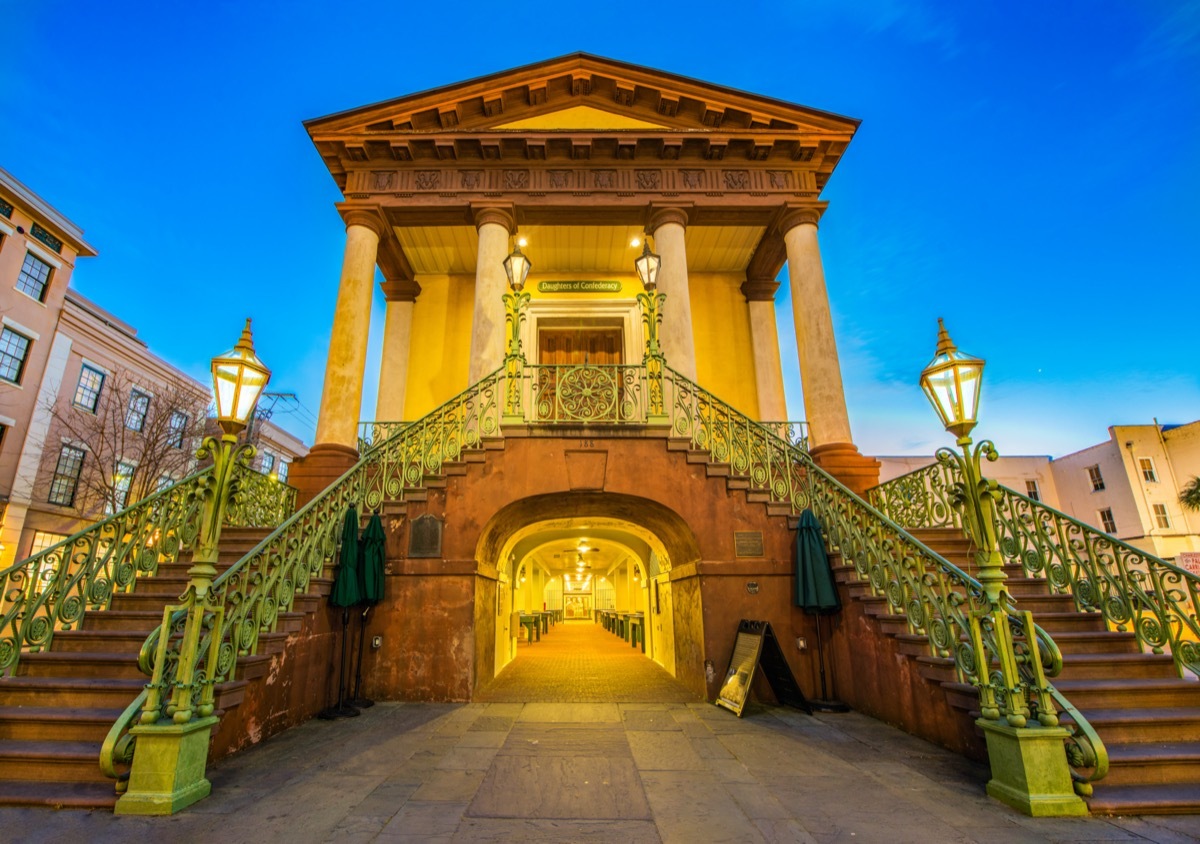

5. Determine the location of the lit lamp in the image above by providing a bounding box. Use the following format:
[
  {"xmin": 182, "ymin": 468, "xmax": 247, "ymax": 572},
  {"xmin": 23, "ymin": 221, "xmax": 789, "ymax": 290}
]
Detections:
[
  {"xmin": 502, "ymin": 242, "xmax": 532, "ymax": 423},
  {"xmin": 919, "ymin": 319, "xmax": 984, "ymax": 440},
  {"xmin": 117, "ymin": 320, "xmax": 272, "ymax": 817},
  {"xmin": 635, "ymin": 236, "xmax": 668, "ymax": 420}
]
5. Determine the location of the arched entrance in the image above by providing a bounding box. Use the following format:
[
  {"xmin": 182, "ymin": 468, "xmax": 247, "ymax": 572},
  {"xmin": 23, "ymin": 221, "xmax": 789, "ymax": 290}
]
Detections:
[{"xmin": 472, "ymin": 492, "xmax": 705, "ymax": 698}]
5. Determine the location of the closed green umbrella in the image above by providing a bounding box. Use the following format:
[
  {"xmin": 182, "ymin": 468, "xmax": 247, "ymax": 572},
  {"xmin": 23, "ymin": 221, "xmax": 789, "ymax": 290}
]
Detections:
[
  {"xmin": 349, "ymin": 512, "xmax": 387, "ymax": 709},
  {"xmin": 320, "ymin": 506, "xmax": 362, "ymax": 720},
  {"xmin": 794, "ymin": 508, "xmax": 848, "ymax": 711}
]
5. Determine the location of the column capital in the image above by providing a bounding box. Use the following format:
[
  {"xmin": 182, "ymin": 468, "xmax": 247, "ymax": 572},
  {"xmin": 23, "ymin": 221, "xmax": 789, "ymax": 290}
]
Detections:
[
  {"xmin": 340, "ymin": 209, "xmax": 390, "ymax": 240},
  {"xmin": 740, "ymin": 279, "xmax": 780, "ymax": 302},
  {"xmin": 472, "ymin": 204, "xmax": 516, "ymax": 234},
  {"xmin": 778, "ymin": 205, "xmax": 825, "ymax": 235},
  {"xmin": 647, "ymin": 205, "xmax": 690, "ymax": 232},
  {"xmin": 380, "ymin": 279, "xmax": 422, "ymax": 302}
]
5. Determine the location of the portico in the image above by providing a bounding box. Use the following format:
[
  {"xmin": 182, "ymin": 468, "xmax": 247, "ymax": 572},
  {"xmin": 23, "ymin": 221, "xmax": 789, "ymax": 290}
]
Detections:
[{"xmin": 297, "ymin": 53, "xmax": 878, "ymax": 496}]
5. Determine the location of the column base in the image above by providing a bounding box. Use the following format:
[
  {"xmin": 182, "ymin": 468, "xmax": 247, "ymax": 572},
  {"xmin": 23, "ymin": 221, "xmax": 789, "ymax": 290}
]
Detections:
[
  {"xmin": 977, "ymin": 719, "xmax": 1088, "ymax": 817},
  {"xmin": 809, "ymin": 443, "xmax": 880, "ymax": 498},
  {"xmin": 114, "ymin": 716, "xmax": 219, "ymax": 816},
  {"xmin": 290, "ymin": 443, "xmax": 361, "ymax": 507}
]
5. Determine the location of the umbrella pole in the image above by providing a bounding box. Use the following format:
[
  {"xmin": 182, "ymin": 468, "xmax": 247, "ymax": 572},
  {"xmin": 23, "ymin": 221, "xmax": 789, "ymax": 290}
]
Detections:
[
  {"xmin": 350, "ymin": 606, "xmax": 374, "ymax": 709},
  {"xmin": 810, "ymin": 614, "xmax": 850, "ymax": 713}
]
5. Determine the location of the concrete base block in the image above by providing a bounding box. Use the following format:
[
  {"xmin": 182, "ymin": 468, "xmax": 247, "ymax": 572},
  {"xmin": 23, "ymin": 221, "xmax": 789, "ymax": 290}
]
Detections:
[
  {"xmin": 977, "ymin": 718, "xmax": 1088, "ymax": 817},
  {"xmin": 114, "ymin": 716, "xmax": 218, "ymax": 816}
]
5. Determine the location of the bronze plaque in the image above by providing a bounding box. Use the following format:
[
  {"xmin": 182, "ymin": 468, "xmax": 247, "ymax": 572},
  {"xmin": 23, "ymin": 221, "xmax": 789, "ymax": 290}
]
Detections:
[
  {"xmin": 734, "ymin": 531, "xmax": 764, "ymax": 557},
  {"xmin": 408, "ymin": 514, "xmax": 443, "ymax": 558}
]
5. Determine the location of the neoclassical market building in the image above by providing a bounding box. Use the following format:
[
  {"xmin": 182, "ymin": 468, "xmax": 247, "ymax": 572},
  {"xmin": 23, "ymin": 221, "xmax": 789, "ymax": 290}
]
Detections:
[{"xmin": 291, "ymin": 53, "xmax": 881, "ymax": 697}]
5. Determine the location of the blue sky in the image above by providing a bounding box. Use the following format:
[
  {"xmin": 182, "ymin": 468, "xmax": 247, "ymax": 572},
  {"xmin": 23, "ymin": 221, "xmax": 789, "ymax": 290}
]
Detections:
[{"xmin": 2, "ymin": 1, "xmax": 1197, "ymax": 457}]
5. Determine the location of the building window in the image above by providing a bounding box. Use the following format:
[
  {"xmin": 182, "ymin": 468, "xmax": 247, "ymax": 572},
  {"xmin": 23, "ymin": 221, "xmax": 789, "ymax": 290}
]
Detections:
[
  {"xmin": 73, "ymin": 365, "xmax": 106, "ymax": 412},
  {"xmin": 156, "ymin": 473, "xmax": 175, "ymax": 493},
  {"xmin": 125, "ymin": 389, "xmax": 150, "ymax": 431},
  {"xmin": 0, "ymin": 326, "xmax": 32, "ymax": 384},
  {"xmin": 108, "ymin": 460, "xmax": 137, "ymax": 514},
  {"xmin": 29, "ymin": 223, "xmax": 63, "ymax": 254},
  {"xmin": 1138, "ymin": 457, "xmax": 1158, "ymax": 483},
  {"xmin": 0, "ymin": 198, "xmax": 13, "ymax": 218},
  {"xmin": 1152, "ymin": 503, "xmax": 1171, "ymax": 529},
  {"xmin": 167, "ymin": 411, "xmax": 188, "ymax": 448},
  {"xmin": 1087, "ymin": 465, "xmax": 1105, "ymax": 492},
  {"xmin": 49, "ymin": 445, "xmax": 87, "ymax": 507},
  {"xmin": 277, "ymin": 461, "xmax": 289, "ymax": 483},
  {"xmin": 1025, "ymin": 480, "xmax": 1040, "ymax": 501},
  {"xmin": 1098, "ymin": 508, "xmax": 1117, "ymax": 534},
  {"xmin": 30, "ymin": 530, "xmax": 69, "ymax": 556},
  {"xmin": 260, "ymin": 451, "xmax": 275, "ymax": 474},
  {"xmin": 15, "ymin": 251, "xmax": 53, "ymax": 301}
]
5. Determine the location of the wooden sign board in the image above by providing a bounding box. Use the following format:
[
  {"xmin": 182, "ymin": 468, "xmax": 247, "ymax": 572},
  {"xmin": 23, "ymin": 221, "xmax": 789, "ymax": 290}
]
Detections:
[{"xmin": 716, "ymin": 619, "xmax": 812, "ymax": 718}]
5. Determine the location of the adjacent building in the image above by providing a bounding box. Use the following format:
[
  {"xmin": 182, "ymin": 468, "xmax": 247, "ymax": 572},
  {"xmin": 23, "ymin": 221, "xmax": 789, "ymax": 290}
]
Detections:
[{"xmin": 0, "ymin": 168, "xmax": 308, "ymax": 566}]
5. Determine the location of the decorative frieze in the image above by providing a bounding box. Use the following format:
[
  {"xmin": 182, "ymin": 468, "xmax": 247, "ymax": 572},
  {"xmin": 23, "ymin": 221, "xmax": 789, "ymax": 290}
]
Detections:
[
  {"xmin": 0, "ymin": 199, "xmax": 12, "ymax": 219},
  {"xmin": 30, "ymin": 223, "xmax": 63, "ymax": 254}
]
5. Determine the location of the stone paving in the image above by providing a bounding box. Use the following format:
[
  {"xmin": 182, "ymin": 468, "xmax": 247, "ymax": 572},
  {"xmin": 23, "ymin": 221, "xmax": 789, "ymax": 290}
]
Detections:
[{"xmin": 3, "ymin": 623, "xmax": 1199, "ymax": 843}]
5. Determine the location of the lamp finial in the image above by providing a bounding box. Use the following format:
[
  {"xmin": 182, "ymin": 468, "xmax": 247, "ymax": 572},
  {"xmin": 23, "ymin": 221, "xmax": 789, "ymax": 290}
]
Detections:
[{"xmin": 934, "ymin": 318, "xmax": 957, "ymax": 356}]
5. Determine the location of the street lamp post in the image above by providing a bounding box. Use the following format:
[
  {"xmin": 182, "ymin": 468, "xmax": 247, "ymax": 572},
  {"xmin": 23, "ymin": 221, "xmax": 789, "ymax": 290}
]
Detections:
[
  {"xmin": 502, "ymin": 242, "xmax": 531, "ymax": 424},
  {"xmin": 919, "ymin": 319, "xmax": 1084, "ymax": 817},
  {"xmin": 634, "ymin": 239, "xmax": 667, "ymax": 422},
  {"xmin": 116, "ymin": 320, "xmax": 270, "ymax": 816}
]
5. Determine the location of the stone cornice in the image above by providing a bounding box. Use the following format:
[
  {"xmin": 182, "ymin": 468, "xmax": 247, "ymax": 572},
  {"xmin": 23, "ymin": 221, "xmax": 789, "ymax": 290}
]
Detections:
[
  {"xmin": 339, "ymin": 208, "xmax": 390, "ymax": 239},
  {"xmin": 471, "ymin": 204, "xmax": 516, "ymax": 234}
]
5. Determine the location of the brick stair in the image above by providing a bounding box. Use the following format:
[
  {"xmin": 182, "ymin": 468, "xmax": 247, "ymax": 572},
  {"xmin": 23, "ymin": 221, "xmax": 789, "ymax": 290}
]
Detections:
[
  {"xmin": 837, "ymin": 526, "xmax": 1200, "ymax": 816},
  {"xmin": 0, "ymin": 527, "xmax": 280, "ymax": 809}
]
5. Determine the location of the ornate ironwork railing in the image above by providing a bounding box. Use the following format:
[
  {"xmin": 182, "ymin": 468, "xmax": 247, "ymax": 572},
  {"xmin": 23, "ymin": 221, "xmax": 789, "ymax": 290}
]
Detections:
[
  {"xmin": 523, "ymin": 363, "xmax": 647, "ymax": 424},
  {"xmin": 0, "ymin": 462, "xmax": 297, "ymax": 678},
  {"xmin": 662, "ymin": 364, "xmax": 1104, "ymax": 792},
  {"xmin": 870, "ymin": 459, "xmax": 1200, "ymax": 679},
  {"xmin": 761, "ymin": 420, "xmax": 810, "ymax": 452},
  {"xmin": 357, "ymin": 421, "xmax": 410, "ymax": 451},
  {"xmin": 110, "ymin": 369, "xmax": 504, "ymax": 767}
]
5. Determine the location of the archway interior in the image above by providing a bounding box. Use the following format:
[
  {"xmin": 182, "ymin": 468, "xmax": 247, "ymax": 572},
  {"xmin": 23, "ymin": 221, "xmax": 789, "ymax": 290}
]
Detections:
[{"xmin": 493, "ymin": 516, "xmax": 676, "ymax": 678}]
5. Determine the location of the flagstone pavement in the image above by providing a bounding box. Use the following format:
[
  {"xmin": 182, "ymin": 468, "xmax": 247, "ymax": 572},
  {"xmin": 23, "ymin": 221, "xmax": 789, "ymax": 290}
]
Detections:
[{"xmin": 3, "ymin": 623, "xmax": 1198, "ymax": 843}]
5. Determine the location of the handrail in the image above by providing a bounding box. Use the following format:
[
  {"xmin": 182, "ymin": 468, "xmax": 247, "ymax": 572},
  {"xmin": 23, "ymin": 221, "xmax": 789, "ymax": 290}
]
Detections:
[
  {"xmin": 869, "ymin": 458, "xmax": 1200, "ymax": 678},
  {"xmin": 0, "ymin": 462, "xmax": 297, "ymax": 678},
  {"xmin": 663, "ymin": 364, "xmax": 1104, "ymax": 791}
]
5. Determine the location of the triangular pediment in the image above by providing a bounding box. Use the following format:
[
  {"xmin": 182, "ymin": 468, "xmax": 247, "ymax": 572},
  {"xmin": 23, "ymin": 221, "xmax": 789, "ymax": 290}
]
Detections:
[
  {"xmin": 305, "ymin": 53, "xmax": 859, "ymax": 137},
  {"xmin": 495, "ymin": 105, "xmax": 669, "ymax": 131}
]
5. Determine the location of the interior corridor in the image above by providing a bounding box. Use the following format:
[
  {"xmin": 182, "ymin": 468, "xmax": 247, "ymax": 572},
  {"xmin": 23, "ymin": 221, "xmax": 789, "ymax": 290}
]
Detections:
[{"xmin": 476, "ymin": 620, "xmax": 698, "ymax": 703}]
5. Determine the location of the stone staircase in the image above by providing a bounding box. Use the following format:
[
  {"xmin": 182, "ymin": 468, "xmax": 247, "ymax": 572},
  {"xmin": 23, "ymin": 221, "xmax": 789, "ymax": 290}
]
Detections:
[
  {"xmin": 837, "ymin": 527, "xmax": 1200, "ymax": 816},
  {"xmin": 0, "ymin": 527, "xmax": 305, "ymax": 809}
]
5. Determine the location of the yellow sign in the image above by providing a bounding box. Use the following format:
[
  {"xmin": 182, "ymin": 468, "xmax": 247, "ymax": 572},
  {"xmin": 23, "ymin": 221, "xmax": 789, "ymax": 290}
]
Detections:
[{"xmin": 537, "ymin": 280, "xmax": 622, "ymax": 294}]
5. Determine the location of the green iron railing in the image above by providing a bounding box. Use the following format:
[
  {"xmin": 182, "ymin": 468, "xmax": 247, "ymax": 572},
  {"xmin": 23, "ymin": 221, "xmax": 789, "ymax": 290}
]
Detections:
[
  {"xmin": 660, "ymin": 365, "xmax": 1105, "ymax": 794},
  {"xmin": 870, "ymin": 458, "xmax": 1200, "ymax": 679},
  {"xmin": 0, "ymin": 464, "xmax": 295, "ymax": 677},
  {"xmin": 103, "ymin": 370, "xmax": 504, "ymax": 785},
  {"xmin": 357, "ymin": 421, "xmax": 410, "ymax": 451}
]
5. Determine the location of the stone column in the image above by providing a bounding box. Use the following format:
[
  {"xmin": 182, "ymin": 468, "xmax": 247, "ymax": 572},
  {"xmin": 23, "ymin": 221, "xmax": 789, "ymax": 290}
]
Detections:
[
  {"xmin": 469, "ymin": 207, "xmax": 516, "ymax": 383},
  {"xmin": 649, "ymin": 207, "xmax": 697, "ymax": 381},
  {"xmin": 782, "ymin": 207, "xmax": 879, "ymax": 494},
  {"xmin": 376, "ymin": 279, "xmax": 420, "ymax": 421},
  {"xmin": 310, "ymin": 211, "xmax": 385, "ymax": 462},
  {"xmin": 741, "ymin": 279, "xmax": 788, "ymax": 421}
]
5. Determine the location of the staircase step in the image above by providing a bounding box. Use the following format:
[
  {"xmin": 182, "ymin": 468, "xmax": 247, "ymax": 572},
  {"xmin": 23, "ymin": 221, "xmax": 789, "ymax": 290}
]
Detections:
[
  {"xmin": 1024, "ymin": 612, "xmax": 1109, "ymax": 634},
  {"xmin": 16, "ymin": 652, "xmax": 143, "ymax": 680},
  {"xmin": 1088, "ymin": 782, "xmax": 1200, "ymax": 815},
  {"xmin": 79, "ymin": 610, "xmax": 163, "ymax": 632},
  {"xmin": 0, "ymin": 739, "xmax": 108, "ymax": 783},
  {"xmin": 1043, "ymin": 630, "xmax": 1141, "ymax": 655},
  {"xmin": 1071, "ymin": 708, "xmax": 1200, "ymax": 743},
  {"xmin": 1101, "ymin": 741, "xmax": 1200, "ymax": 786},
  {"xmin": 1057, "ymin": 653, "xmax": 1180, "ymax": 681},
  {"xmin": 0, "ymin": 705, "xmax": 124, "ymax": 743},
  {"xmin": 0, "ymin": 677, "xmax": 144, "ymax": 708},
  {"xmin": 0, "ymin": 780, "xmax": 117, "ymax": 809},
  {"xmin": 1009, "ymin": 594, "xmax": 1080, "ymax": 614},
  {"xmin": 1053, "ymin": 678, "xmax": 1200, "ymax": 710},
  {"xmin": 666, "ymin": 438, "xmax": 693, "ymax": 452},
  {"xmin": 49, "ymin": 630, "xmax": 151, "ymax": 654}
]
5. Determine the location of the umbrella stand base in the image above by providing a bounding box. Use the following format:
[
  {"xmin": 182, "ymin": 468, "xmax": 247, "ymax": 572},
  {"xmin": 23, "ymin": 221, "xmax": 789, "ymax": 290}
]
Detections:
[
  {"xmin": 348, "ymin": 697, "xmax": 375, "ymax": 709},
  {"xmin": 809, "ymin": 699, "xmax": 851, "ymax": 713},
  {"xmin": 317, "ymin": 704, "xmax": 361, "ymax": 720}
]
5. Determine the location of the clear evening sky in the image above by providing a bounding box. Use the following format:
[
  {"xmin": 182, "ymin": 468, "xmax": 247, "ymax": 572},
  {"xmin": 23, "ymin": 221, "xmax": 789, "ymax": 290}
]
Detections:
[{"xmin": 2, "ymin": 2, "xmax": 1196, "ymax": 457}]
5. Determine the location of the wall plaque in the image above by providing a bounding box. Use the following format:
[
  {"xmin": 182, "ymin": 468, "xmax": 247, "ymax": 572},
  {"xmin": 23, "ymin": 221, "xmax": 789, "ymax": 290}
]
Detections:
[
  {"xmin": 734, "ymin": 531, "xmax": 764, "ymax": 557},
  {"xmin": 408, "ymin": 514, "xmax": 443, "ymax": 558},
  {"xmin": 537, "ymin": 280, "xmax": 623, "ymax": 294}
]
